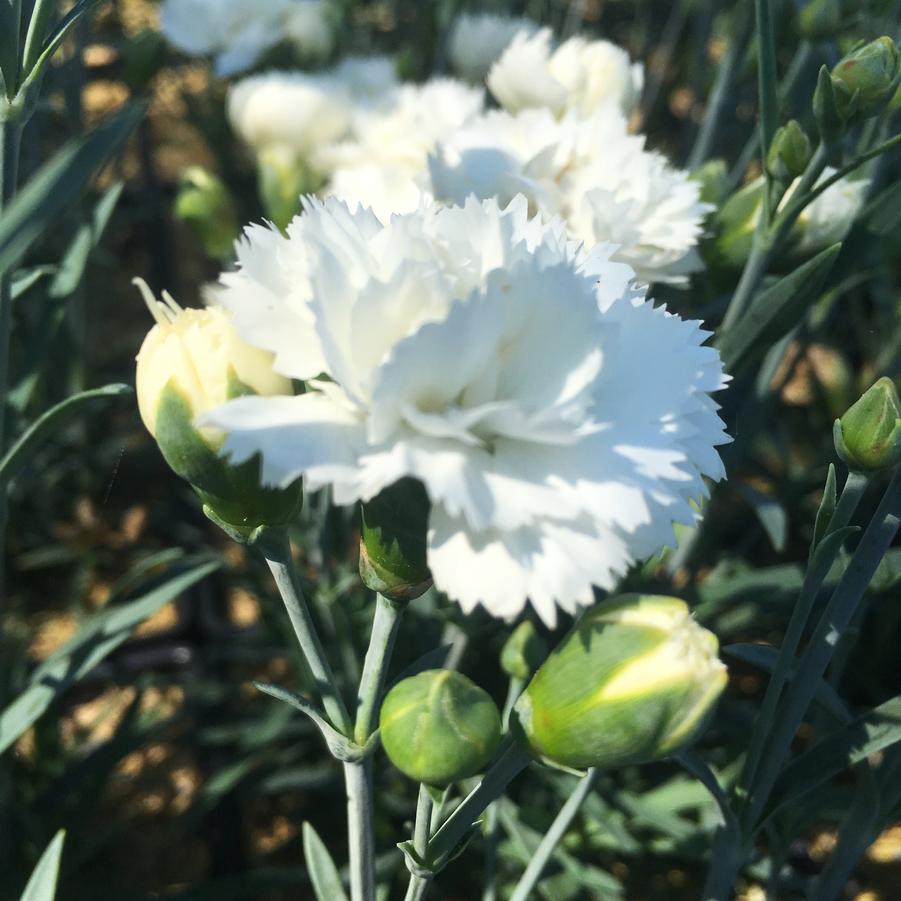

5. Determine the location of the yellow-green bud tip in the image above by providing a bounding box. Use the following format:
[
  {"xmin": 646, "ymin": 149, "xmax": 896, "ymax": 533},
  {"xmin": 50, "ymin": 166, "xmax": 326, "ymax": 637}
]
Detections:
[
  {"xmin": 514, "ymin": 594, "xmax": 727, "ymax": 771},
  {"xmin": 834, "ymin": 377, "xmax": 901, "ymax": 472},
  {"xmin": 379, "ymin": 670, "xmax": 501, "ymax": 787},
  {"xmin": 766, "ymin": 120, "xmax": 812, "ymax": 182}
]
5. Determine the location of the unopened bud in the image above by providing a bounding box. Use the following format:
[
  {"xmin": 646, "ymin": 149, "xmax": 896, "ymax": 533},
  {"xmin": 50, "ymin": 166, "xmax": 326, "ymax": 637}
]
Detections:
[
  {"xmin": 831, "ymin": 37, "xmax": 901, "ymax": 121},
  {"xmin": 766, "ymin": 120, "xmax": 812, "ymax": 182},
  {"xmin": 360, "ymin": 478, "xmax": 432, "ymax": 602},
  {"xmin": 174, "ymin": 166, "xmax": 239, "ymax": 260},
  {"xmin": 799, "ymin": 0, "xmax": 842, "ymax": 42},
  {"xmin": 500, "ymin": 621, "xmax": 548, "ymax": 681},
  {"xmin": 134, "ymin": 280, "xmax": 302, "ymax": 532},
  {"xmin": 834, "ymin": 377, "xmax": 901, "ymax": 472},
  {"xmin": 380, "ymin": 670, "xmax": 501, "ymax": 787},
  {"xmin": 690, "ymin": 159, "xmax": 730, "ymax": 207},
  {"xmin": 514, "ymin": 594, "xmax": 727, "ymax": 771}
]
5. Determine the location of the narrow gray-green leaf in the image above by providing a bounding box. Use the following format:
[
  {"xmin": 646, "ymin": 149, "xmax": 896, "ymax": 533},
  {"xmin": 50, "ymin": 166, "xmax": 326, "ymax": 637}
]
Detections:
[
  {"xmin": 0, "ymin": 559, "xmax": 218, "ymax": 754},
  {"xmin": 303, "ymin": 822, "xmax": 349, "ymax": 901},
  {"xmin": 12, "ymin": 265, "xmax": 55, "ymax": 299},
  {"xmin": 722, "ymin": 643, "xmax": 851, "ymax": 723},
  {"xmin": 811, "ymin": 463, "xmax": 838, "ymax": 556},
  {"xmin": 862, "ymin": 176, "xmax": 901, "ymax": 236},
  {"xmin": 0, "ymin": 383, "xmax": 131, "ymax": 490},
  {"xmin": 18, "ymin": 0, "xmax": 105, "ymax": 91},
  {"xmin": 19, "ymin": 830, "xmax": 65, "ymax": 901},
  {"xmin": 765, "ymin": 694, "xmax": 901, "ymax": 822},
  {"xmin": 736, "ymin": 483, "xmax": 787, "ymax": 552},
  {"xmin": 0, "ymin": 0, "xmax": 18, "ymax": 99},
  {"xmin": 0, "ymin": 103, "xmax": 142, "ymax": 276},
  {"xmin": 21, "ymin": 0, "xmax": 57, "ymax": 76},
  {"xmin": 49, "ymin": 181, "xmax": 124, "ymax": 298},
  {"xmin": 718, "ymin": 244, "xmax": 841, "ymax": 371}
]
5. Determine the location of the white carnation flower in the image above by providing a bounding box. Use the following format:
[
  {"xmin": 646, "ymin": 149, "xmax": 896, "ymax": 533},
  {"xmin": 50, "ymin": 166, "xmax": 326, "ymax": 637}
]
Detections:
[
  {"xmin": 488, "ymin": 28, "xmax": 644, "ymax": 118},
  {"xmin": 160, "ymin": 0, "xmax": 285, "ymax": 76},
  {"xmin": 331, "ymin": 56, "xmax": 399, "ymax": 100},
  {"xmin": 448, "ymin": 12, "xmax": 538, "ymax": 84},
  {"xmin": 787, "ymin": 168, "xmax": 869, "ymax": 253},
  {"xmin": 206, "ymin": 196, "xmax": 730, "ymax": 626},
  {"xmin": 227, "ymin": 71, "xmax": 353, "ymax": 162},
  {"xmin": 320, "ymin": 78, "xmax": 484, "ymax": 215},
  {"xmin": 282, "ymin": 0, "xmax": 335, "ymax": 62},
  {"xmin": 430, "ymin": 108, "xmax": 712, "ymax": 285}
]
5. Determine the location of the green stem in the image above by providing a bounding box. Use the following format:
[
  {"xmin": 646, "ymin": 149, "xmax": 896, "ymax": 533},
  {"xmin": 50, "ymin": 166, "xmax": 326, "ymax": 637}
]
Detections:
[
  {"xmin": 509, "ymin": 768, "xmax": 599, "ymax": 901},
  {"xmin": 346, "ymin": 593, "xmax": 406, "ymax": 901},
  {"xmin": 404, "ymin": 785, "xmax": 435, "ymax": 901},
  {"xmin": 739, "ymin": 469, "xmax": 869, "ymax": 798},
  {"xmin": 687, "ymin": 5, "xmax": 753, "ymax": 170},
  {"xmin": 343, "ymin": 759, "xmax": 375, "ymax": 901},
  {"xmin": 428, "ymin": 738, "xmax": 532, "ymax": 869},
  {"xmin": 754, "ymin": 0, "xmax": 779, "ymax": 211},
  {"xmin": 721, "ymin": 142, "xmax": 829, "ymax": 330},
  {"xmin": 262, "ymin": 529, "xmax": 353, "ymax": 736},
  {"xmin": 354, "ymin": 593, "xmax": 405, "ymax": 745},
  {"xmin": 745, "ymin": 466, "xmax": 901, "ymax": 828},
  {"xmin": 0, "ymin": 119, "xmax": 23, "ymax": 603}
]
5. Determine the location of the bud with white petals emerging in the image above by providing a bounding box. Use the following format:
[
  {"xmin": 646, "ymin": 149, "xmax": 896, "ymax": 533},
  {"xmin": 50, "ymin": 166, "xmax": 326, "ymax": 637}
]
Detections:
[
  {"xmin": 513, "ymin": 595, "xmax": 727, "ymax": 771},
  {"xmin": 134, "ymin": 279, "xmax": 302, "ymax": 533}
]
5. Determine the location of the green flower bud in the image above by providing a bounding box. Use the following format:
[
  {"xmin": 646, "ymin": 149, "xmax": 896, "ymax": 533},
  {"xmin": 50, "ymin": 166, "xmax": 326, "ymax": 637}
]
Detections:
[
  {"xmin": 831, "ymin": 37, "xmax": 901, "ymax": 121},
  {"xmin": 360, "ymin": 478, "xmax": 432, "ymax": 602},
  {"xmin": 134, "ymin": 279, "xmax": 302, "ymax": 533},
  {"xmin": 514, "ymin": 595, "xmax": 727, "ymax": 772},
  {"xmin": 799, "ymin": 0, "xmax": 842, "ymax": 42},
  {"xmin": 257, "ymin": 146, "xmax": 318, "ymax": 232},
  {"xmin": 766, "ymin": 120, "xmax": 812, "ymax": 182},
  {"xmin": 833, "ymin": 377, "xmax": 901, "ymax": 472},
  {"xmin": 379, "ymin": 670, "xmax": 501, "ymax": 787},
  {"xmin": 713, "ymin": 177, "xmax": 765, "ymax": 268},
  {"xmin": 690, "ymin": 159, "xmax": 730, "ymax": 207},
  {"xmin": 500, "ymin": 621, "xmax": 548, "ymax": 681},
  {"xmin": 174, "ymin": 166, "xmax": 239, "ymax": 260}
]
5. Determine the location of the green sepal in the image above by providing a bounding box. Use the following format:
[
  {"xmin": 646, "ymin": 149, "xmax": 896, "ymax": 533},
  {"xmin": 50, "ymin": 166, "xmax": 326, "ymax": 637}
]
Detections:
[
  {"xmin": 810, "ymin": 463, "xmax": 838, "ymax": 557},
  {"xmin": 154, "ymin": 380, "xmax": 302, "ymax": 531},
  {"xmin": 712, "ymin": 178, "xmax": 765, "ymax": 268},
  {"xmin": 500, "ymin": 621, "xmax": 548, "ymax": 681},
  {"xmin": 360, "ymin": 478, "xmax": 432, "ymax": 602}
]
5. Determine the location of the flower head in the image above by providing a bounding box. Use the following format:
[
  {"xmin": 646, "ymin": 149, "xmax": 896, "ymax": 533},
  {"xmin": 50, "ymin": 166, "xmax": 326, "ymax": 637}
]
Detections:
[
  {"xmin": 430, "ymin": 108, "xmax": 712, "ymax": 285},
  {"xmin": 207, "ymin": 196, "xmax": 730, "ymax": 626},
  {"xmin": 488, "ymin": 28, "xmax": 643, "ymax": 119},
  {"xmin": 788, "ymin": 168, "xmax": 869, "ymax": 254},
  {"xmin": 227, "ymin": 70, "xmax": 353, "ymax": 163},
  {"xmin": 448, "ymin": 12, "xmax": 538, "ymax": 84}
]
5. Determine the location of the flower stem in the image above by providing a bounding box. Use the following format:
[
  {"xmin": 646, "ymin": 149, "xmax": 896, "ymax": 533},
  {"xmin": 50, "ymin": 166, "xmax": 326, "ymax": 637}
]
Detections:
[
  {"xmin": 739, "ymin": 469, "xmax": 869, "ymax": 799},
  {"xmin": 343, "ymin": 758, "xmax": 375, "ymax": 901},
  {"xmin": 346, "ymin": 593, "xmax": 407, "ymax": 901},
  {"xmin": 0, "ymin": 119, "xmax": 23, "ymax": 604},
  {"xmin": 745, "ymin": 466, "xmax": 901, "ymax": 828},
  {"xmin": 404, "ymin": 784, "xmax": 435, "ymax": 901},
  {"xmin": 354, "ymin": 593, "xmax": 405, "ymax": 745},
  {"xmin": 263, "ymin": 529, "xmax": 353, "ymax": 736},
  {"xmin": 509, "ymin": 768, "xmax": 599, "ymax": 901},
  {"xmin": 428, "ymin": 738, "xmax": 532, "ymax": 869}
]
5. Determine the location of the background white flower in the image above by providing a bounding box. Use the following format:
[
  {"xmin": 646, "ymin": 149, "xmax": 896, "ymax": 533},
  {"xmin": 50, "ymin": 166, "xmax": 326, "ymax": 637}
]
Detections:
[
  {"xmin": 430, "ymin": 107, "xmax": 712, "ymax": 285},
  {"xmin": 488, "ymin": 28, "xmax": 644, "ymax": 118},
  {"xmin": 206, "ymin": 196, "xmax": 730, "ymax": 626},
  {"xmin": 161, "ymin": 0, "xmax": 336, "ymax": 76},
  {"xmin": 319, "ymin": 78, "xmax": 484, "ymax": 216},
  {"xmin": 789, "ymin": 169, "xmax": 869, "ymax": 253},
  {"xmin": 448, "ymin": 13, "xmax": 538, "ymax": 84},
  {"xmin": 227, "ymin": 70, "xmax": 353, "ymax": 165}
]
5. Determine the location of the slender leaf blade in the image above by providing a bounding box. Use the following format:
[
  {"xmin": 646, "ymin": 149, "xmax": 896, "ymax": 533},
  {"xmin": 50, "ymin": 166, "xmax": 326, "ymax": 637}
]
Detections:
[
  {"xmin": 0, "ymin": 559, "xmax": 218, "ymax": 754},
  {"xmin": 0, "ymin": 383, "xmax": 132, "ymax": 490},
  {"xmin": 19, "ymin": 830, "xmax": 65, "ymax": 901},
  {"xmin": 302, "ymin": 822, "xmax": 348, "ymax": 901},
  {"xmin": 0, "ymin": 103, "xmax": 142, "ymax": 276},
  {"xmin": 718, "ymin": 244, "xmax": 841, "ymax": 371}
]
